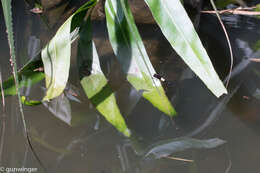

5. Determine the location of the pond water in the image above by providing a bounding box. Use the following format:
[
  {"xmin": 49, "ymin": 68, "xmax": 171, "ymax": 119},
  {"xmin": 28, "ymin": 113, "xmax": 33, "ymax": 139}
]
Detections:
[{"xmin": 1, "ymin": 1, "xmax": 260, "ymax": 173}]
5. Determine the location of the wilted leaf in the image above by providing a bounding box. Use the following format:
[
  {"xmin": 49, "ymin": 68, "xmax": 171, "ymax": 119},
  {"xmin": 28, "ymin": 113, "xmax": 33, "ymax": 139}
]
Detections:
[
  {"xmin": 144, "ymin": 0, "xmax": 227, "ymax": 97},
  {"xmin": 105, "ymin": 0, "xmax": 176, "ymax": 116}
]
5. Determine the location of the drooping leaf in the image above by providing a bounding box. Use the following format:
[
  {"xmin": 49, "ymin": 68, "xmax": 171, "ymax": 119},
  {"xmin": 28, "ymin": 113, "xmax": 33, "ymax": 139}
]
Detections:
[
  {"xmin": 105, "ymin": 0, "xmax": 176, "ymax": 116},
  {"xmin": 144, "ymin": 0, "xmax": 227, "ymax": 97},
  {"xmin": 0, "ymin": 24, "xmax": 83, "ymax": 98},
  {"xmin": 41, "ymin": 0, "xmax": 97, "ymax": 101},
  {"xmin": 78, "ymin": 19, "xmax": 130, "ymax": 137}
]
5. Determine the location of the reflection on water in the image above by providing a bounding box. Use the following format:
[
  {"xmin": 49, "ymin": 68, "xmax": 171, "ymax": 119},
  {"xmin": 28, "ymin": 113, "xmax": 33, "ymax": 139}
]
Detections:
[{"xmin": 1, "ymin": 1, "xmax": 260, "ymax": 173}]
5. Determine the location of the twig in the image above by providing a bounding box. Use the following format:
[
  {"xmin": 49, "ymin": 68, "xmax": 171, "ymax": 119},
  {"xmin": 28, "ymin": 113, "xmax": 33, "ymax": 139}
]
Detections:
[
  {"xmin": 0, "ymin": 71, "xmax": 5, "ymax": 108},
  {"xmin": 210, "ymin": 0, "xmax": 234, "ymax": 89},
  {"xmin": 224, "ymin": 145, "xmax": 232, "ymax": 173},
  {"xmin": 201, "ymin": 6, "xmax": 260, "ymax": 16},
  {"xmin": 249, "ymin": 58, "xmax": 260, "ymax": 62},
  {"xmin": 0, "ymin": 113, "xmax": 6, "ymax": 165},
  {"xmin": 0, "ymin": 70, "xmax": 6, "ymax": 165},
  {"xmin": 163, "ymin": 156, "xmax": 194, "ymax": 162}
]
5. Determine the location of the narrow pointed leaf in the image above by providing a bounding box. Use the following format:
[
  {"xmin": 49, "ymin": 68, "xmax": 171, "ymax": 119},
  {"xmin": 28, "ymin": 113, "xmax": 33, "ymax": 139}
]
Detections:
[
  {"xmin": 1, "ymin": 0, "xmax": 20, "ymax": 96},
  {"xmin": 144, "ymin": 0, "xmax": 227, "ymax": 97},
  {"xmin": 2, "ymin": 0, "xmax": 29, "ymax": 138},
  {"xmin": 78, "ymin": 20, "xmax": 130, "ymax": 137},
  {"xmin": 41, "ymin": 0, "xmax": 97, "ymax": 101},
  {"xmin": 105, "ymin": 0, "xmax": 176, "ymax": 116}
]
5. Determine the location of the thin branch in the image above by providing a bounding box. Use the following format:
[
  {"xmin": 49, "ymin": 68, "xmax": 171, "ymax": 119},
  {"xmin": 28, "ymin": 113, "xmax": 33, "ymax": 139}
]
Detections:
[
  {"xmin": 163, "ymin": 156, "xmax": 194, "ymax": 162},
  {"xmin": 201, "ymin": 6, "xmax": 260, "ymax": 16},
  {"xmin": 0, "ymin": 113, "xmax": 6, "ymax": 165},
  {"xmin": 249, "ymin": 58, "xmax": 260, "ymax": 62},
  {"xmin": 224, "ymin": 145, "xmax": 232, "ymax": 173},
  {"xmin": 209, "ymin": 0, "xmax": 234, "ymax": 89},
  {"xmin": 0, "ymin": 71, "xmax": 5, "ymax": 109},
  {"xmin": 0, "ymin": 71, "xmax": 6, "ymax": 164}
]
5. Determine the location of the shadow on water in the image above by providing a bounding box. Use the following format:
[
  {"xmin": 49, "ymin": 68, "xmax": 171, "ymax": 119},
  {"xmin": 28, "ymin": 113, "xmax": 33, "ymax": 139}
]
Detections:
[{"xmin": 1, "ymin": 0, "xmax": 260, "ymax": 173}]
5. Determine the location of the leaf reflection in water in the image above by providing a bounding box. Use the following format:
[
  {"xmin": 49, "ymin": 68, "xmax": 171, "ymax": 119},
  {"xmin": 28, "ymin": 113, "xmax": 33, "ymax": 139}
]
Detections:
[
  {"xmin": 42, "ymin": 83, "xmax": 81, "ymax": 126},
  {"xmin": 43, "ymin": 93, "xmax": 72, "ymax": 125},
  {"xmin": 143, "ymin": 137, "xmax": 226, "ymax": 159},
  {"xmin": 30, "ymin": 128, "xmax": 70, "ymax": 155}
]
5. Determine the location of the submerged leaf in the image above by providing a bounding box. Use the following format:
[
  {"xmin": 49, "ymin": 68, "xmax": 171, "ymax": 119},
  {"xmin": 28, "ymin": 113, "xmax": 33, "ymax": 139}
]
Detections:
[
  {"xmin": 30, "ymin": 128, "xmax": 70, "ymax": 155},
  {"xmin": 144, "ymin": 137, "xmax": 226, "ymax": 159},
  {"xmin": 105, "ymin": 0, "xmax": 176, "ymax": 116},
  {"xmin": 144, "ymin": 0, "xmax": 227, "ymax": 97},
  {"xmin": 41, "ymin": 0, "xmax": 97, "ymax": 101},
  {"xmin": 78, "ymin": 20, "xmax": 130, "ymax": 136}
]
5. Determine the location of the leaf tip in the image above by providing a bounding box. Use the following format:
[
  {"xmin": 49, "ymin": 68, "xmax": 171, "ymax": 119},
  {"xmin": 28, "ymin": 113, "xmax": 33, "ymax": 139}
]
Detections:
[
  {"xmin": 164, "ymin": 106, "xmax": 177, "ymax": 117},
  {"xmin": 123, "ymin": 128, "xmax": 131, "ymax": 137},
  {"xmin": 214, "ymin": 85, "xmax": 228, "ymax": 98},
  {"xmin": 42, "ymin": 96, "xmax": 50, "ymax": 102}
]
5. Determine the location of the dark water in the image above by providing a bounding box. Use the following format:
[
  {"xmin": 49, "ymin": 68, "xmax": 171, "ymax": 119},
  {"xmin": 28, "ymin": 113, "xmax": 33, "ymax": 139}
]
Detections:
[{"xmin": 1, "ymin": 1, "xmax": 260, "ymax": 173}]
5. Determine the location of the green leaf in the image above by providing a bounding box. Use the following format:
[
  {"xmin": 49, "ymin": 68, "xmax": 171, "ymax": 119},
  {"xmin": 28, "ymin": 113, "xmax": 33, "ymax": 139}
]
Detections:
[
  {"xmin": 254, "ymin": 4, "xmax": 260, "ymax": 12},
  {"xmin": 78, "ymin": 20, "xmax": 130, "ymax": 137},
  {"xmin": 1, "ymin": 0, "xmax": 18, "ymax": 96},
  {"xmin": 0, "ymin": 57, "xmax": 45, "ymax": 97},
  {"xmin": 1, "ymin": 0, "xmax": 27, "ymax": 107},
  {"xmin": 21, "ymin": 96, "xmax": 42, "ymax": 106},
  {"xmin": 1, "ymin": 0, "xmax": 30, "ymax": 143},
  {"xmin": 144, "ymin": 0, "xmax": 227, "ymax": 97},
  {"xmin": 41, "ymin": 0, "xmax": 97, "ymax": 101},
  {"xmin": 105, "ymin": 0, "xmax": 176, "ymax": 116}
]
